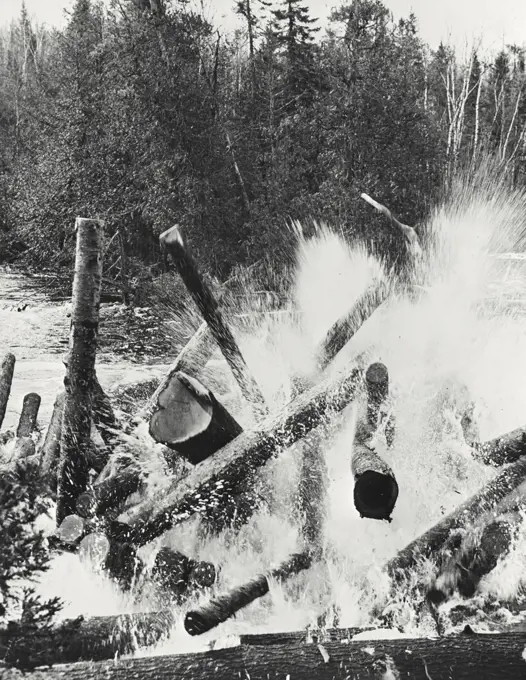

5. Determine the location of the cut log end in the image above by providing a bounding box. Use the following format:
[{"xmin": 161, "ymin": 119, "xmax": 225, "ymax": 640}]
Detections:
[
  {"xmin": 160, "ymin": 224, "xmax": 183, "ymax": 246},
  {"xmin": 354, "ymin": 470, "xmax": 398, "ymax": 521}
]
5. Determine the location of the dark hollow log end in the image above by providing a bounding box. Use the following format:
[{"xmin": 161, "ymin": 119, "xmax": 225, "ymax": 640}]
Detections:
[{"xmin": 354, "ymin": 471, "xmax": 398, "ymax": 520}]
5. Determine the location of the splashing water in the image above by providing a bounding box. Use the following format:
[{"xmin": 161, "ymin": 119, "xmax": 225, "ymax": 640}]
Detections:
[{"xmin": 13, "ymin": 171, "xmax": 526, "ymax": 652}]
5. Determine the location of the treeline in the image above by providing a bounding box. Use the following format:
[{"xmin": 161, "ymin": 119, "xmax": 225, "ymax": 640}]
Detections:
[{"xmin": 0, "ymin": 0, "xmax": 525, "ymax": 283}]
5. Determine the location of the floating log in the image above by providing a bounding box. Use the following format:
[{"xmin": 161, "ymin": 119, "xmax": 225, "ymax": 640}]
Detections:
[
  {"xmin": 365, "ymin": 362, "xmax": 395, "ymax": 446},
  {"xmin": 184, "ymin": 551, "xmax": 313, "ymax": 636},
  {"xmin": 33, "ymin": 631, "xmax": 526, "ymax": 679},
  {"xmin": 0, "ymin": 352, "xmax": 15, "ymax": 429},
  {"xmin": 298, "ymin": 430, "xmax": 327, "ymax": 556},
  {"xmin": 470, "ymin": 425, "xmax": 526, "ymax": 467},
  {"xmin": 160, "ymin": 225, "xmax": 267, "ymax": 412},
  {"xmin": 57, "ymin": 218, "xmax": 103, "ymax": 526},
  {"xmin": 76, "ymin": 461, "xmax": 143, "ymax": 519},
  {"xmin": 15, "ymin": 392, "xmax": 41, "ymax": 437},
  {"xmin": 387, "ymin": 454, "xmax": 526, "ymax": 578},
  {"xmin": 149, "ymin": 371, "xmax": 243, "ymax": 465},
  {"xmin": 427, "ymin": 511, "xmax": 521, "ymax": 604},
  {"xmin": 108, "ymin": 366, "xmax": 363, "ymax": 547},
  {"xmin": 103, "ymin": 540, "xmax": 144, "ymax": 591},
  {"xmin": 152, "ymin": 546, "xmax": 217, "ymax": 599},
  {"xmin": 351, "ymin": 441, "xmax": 398, "ymax": 520},
  {"xmin": 40, "ymin": 391, "xmax": 65, "ymax": 491},
  {"xmin": 317, "ymin": 283, "xmax": 390, "ymax": 371},
  {"xmin": 0, "ymin": 610, "xmax": 175, "ymax": 670}
]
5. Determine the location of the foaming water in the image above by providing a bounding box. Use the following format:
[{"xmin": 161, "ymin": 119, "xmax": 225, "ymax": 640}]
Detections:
[{"xmin": 13, "ymin": 172, "xmax": 526, "ymax": 650}]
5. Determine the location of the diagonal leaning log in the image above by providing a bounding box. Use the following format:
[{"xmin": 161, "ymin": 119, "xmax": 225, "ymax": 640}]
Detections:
[{"xmin": 108, "ymin": 365, "xmax": 363, "ymax": 547}]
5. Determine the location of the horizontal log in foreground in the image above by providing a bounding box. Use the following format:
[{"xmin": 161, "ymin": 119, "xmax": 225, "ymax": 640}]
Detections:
[
  {"xmin": 24, "ymin": 631, "xmax": 526, "ymax": 679},
  {"xmin": 109, "ymin": 366, "xmax": 364, "ymax": 547},
  {"xmin": 387, "ymin": 454, "xmax": 526, "ymax": 577},
  {"xmin": 0, "ymin": 610, "xmax": 175, "ymax": 670}
]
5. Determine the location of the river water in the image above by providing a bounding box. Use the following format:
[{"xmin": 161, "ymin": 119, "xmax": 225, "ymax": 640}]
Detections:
[{"xmin": 3, "ymin": 175, "xmax": 526, "ymax": 654}]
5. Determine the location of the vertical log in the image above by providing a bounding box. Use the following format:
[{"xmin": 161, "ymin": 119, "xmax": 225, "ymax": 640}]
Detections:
[
  {"xmin": 160, "ymin": 225, "xmax": 267, "ymax": 413},
  {"xmin": 56, "ymin": 218, "xmax": 103, "ymax": 526},
  {"xmin": 0, "ymin": 352, "xmax": 15, "ymax": 429},
  {"xmin": 40, "ymin": 391, "xmax": 65, "ymax": 491},
  {"xmin": 365, "ymin": 362, "xmax": 395, "ymax": 445},
  {"xmin": 351, "ymin": 441, "xmax": 398, "ymax": 520},
  {"xmin": 16, "ymin": 392, "xmax": 41, "ymax": 438},
  {"xmin": 298, "ymin": 430, "xmax": 327, "ymax": 557}
]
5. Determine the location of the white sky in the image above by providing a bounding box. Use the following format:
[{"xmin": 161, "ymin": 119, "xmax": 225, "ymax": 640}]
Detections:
[{"xmin": 1, "ymin": 0, "xmax": 525, "ymax": 55}]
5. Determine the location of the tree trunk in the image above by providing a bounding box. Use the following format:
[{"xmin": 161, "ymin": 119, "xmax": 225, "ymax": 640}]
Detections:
[
  {"xmin": 107, "ymin": 366, "xmax": 363, "ymax": 547},
  {"xmin": 317, "ymin": 284, "xmax": 390, "ymax": 371},
  {"xmin": 365, "ymin": 362, "xmax": 395, "ymax": 445},
  {"xmin": 0, "ymin": 352, "xmax": 15, "ymax": 429},
  {"xmin": 470, "ymin": 425, "xmax": 526, "ymax": 466},
  {"xmin": 92, "ymin": 374, "xmax": 117, "ymax": 445},
  {"xmin": 0, "ymin": 610, "xmax": 175, "ymax": 670},
  {"xmin": 15, "ymin": 392, "xmax": 41, "ymax": 437},
  {"xmin": 160, "ymin": 226, "xmax": 267, "ymax": 413},
  {"xmin": 184, "ymin": 552, "xmax": 312, "ymax": 636},
  {"xmin": 149, "ymin": 371, "xmax": 243, "ymax": 466},
  {"xmin": 75, "ymin": 461, "xmax": 143, "ymax": 519},
  {"xmin": 298, "ymin": 429, "xmax": 327, "ymax": 556},
  {"xmin": 32, "ymin": 631, "xmax": 526, "ymax": 679},
  {"xmin": 387, "ymin": 454, "xmax": 526, "ymax": 578},
  {"xmin": 56, "ymin": 218, "xmax": 103, "ymax": 526}
]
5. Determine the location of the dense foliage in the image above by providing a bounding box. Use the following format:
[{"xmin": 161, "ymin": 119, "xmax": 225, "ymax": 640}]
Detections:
[{"xmin": 0, "ymin": 0, "xmax": 525, "ymax": 283}]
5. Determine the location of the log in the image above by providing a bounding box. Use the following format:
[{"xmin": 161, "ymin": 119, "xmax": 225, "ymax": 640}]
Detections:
[
  {"xmin": 149, "ymin": 371, "xmax": 242, "ymax": 465},
  {"xmin": 107, "ymin": 365, "xmax": 363, "ymax": 547},
  {"xmin": 298, "ymin": 430, "xmax": 327, "ymax": 556},
  {"xmin": 75, "ymin": 461, "xmax": 143, "ymax": 519},
  {"xmin": 40, "ymin": 391, "xmax": 65, "ymax": 491},
  {"xmin": 427, "ymin": 511, "xmax": 521, "ymax": 603},
  {"xmin": 57, "ymin": 218, "xmax": 103, "ymax": 526},
  {"xmin": 365, "ymin": 362, "xmax": 395, "ymax": 446},
  {"xmin": 0, "ymin": 352, "xmax": 15, "ymax": 429},
  {"xmin": 387, "ymin": 454, "xmax": 526, "ymax": 578},
  {"xmin": 184, "ymin": 551, "xmax": 313, "ymax": 636},
  {"xmin": 152, "ymin": 547, "xmax": 217, "ymax": 599},
  {"xmin": 160, "ymin": 225, "xmax": 267, "ymax": 412},
  {"xmin": 360, "ymin": 192, "xmax": 422, "ymax": 255},
  {"xmin": 0, "ymin": 610, "xmax": 175, "ymax": 670},
  {"xmin": 139, "ymin": 323, "xmax": 216, "ymax": 420},
  {"xmin": 470, "ymin": 425, "xmax": 526, "ymax": 467},
  {"xmin": 33, "ymin": 631, "xmax": 526, "ymax": 680},
  {"xmin": 15, "ymin": 392, "xmax": 41, "ymax": 437},
  {"xmin": 317, "ymin": 283, "xmax": 390, "ymax": 371},
  {"xmin": 351, "ymin": 441, "xmax": 398, "ymax": 520}
]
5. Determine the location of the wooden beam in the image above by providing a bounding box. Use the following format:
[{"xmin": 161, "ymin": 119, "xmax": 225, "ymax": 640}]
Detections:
[
  {"xmin": 0, "ymin": 352, "xmax": 15, "ymax": 429},
  {"xmin": 24, "ymin": 631, "xmax": 526, "ymax": 679},
  {"xmin": 107, "ymin": 365, "xmax": 363, "ymax": 547},
  {"xmin": 160, "ymin": 225, "xmax": 267, "ymax": 413},
  {"xmin": 56, "ymin": 218, "xmax": 103, "ymax": 525}
]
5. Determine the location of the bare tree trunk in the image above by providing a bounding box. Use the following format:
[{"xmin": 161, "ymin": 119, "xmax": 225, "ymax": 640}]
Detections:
[{"xmin": 56, "ymin": 218, "xmax": 103, "ymax": 526}]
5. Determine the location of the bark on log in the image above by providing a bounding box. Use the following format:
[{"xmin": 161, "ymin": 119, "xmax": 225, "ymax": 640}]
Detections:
[
  {"xmin": 184, "ymin": 552, "xmax": 313, "ymax": 636},
  {"xmin": 0, "ymin": 352, "xmax": 15, "ymax": 429},
  {"xmin": 40, "ymin": 631, "xmax": 526, "ymax": 679},
  {"xmin": 160, "ymin": 225, "xmax": 267, "ymax": 412},
  {"xmin": 107, "ymin": 366, "xmax": 363, "ymax": 547},
  {"xmin": 16, "ymin": 392, "xmax": 41, "ymax": 437},
  {"xmin": 40, "ymin": 391, "xmax": 65, "ymax": 491},
  {"xmin": 365, "ymin": 362, "xmax": 395, "ymax": 446},
  {"xmin": 427, "ymin": 511, "xmax": 521, "ymax": 604},
  {"xmin": 57, "ymin": 218, "xmax": 103, "ymax": 526},
  {"xmin": 387, "ymin": 455, "xmax": 526, "ymax": 578},
  {"xmin": 470, "ymin": 426, "xmax": 526, "ymax": 467},
  {"xmin": 149, "ymin": 371, "xmax": 242, "ymax": 465},
  {"xmin": 152, "ymin": 546, "xmax": 217, "ymax": 599},
  {"xmin": 76, "ymin": 462, "xmax": 143, "ymax": 519},
  {"xmin": 317, "ymin": 283, "xmax": 390, "ymax": 371},
  {"xmin": 0, "ymin": 610, "xmax": 175, "ymax": 670},
  {"xmin": 351, "ymin": 441, "xmax": 398, "ymax": 520}
]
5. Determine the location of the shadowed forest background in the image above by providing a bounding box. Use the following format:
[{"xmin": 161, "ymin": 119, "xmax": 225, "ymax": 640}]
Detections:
[{"xmin": 1, "ymin": 0, "xmax": 525, "ymax": 291}]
